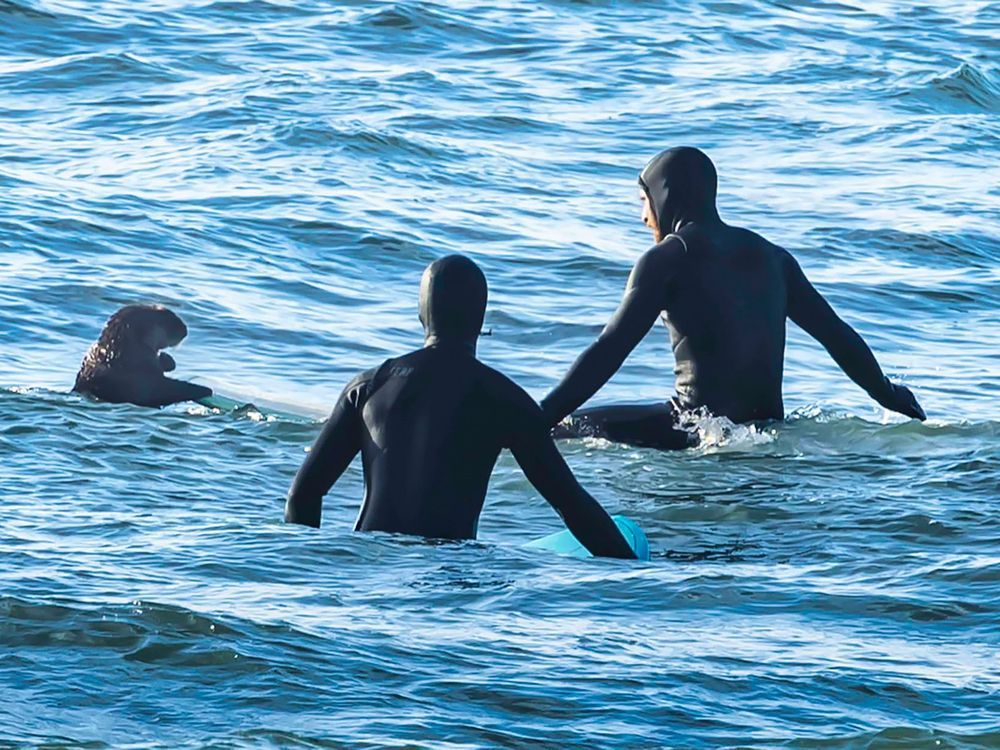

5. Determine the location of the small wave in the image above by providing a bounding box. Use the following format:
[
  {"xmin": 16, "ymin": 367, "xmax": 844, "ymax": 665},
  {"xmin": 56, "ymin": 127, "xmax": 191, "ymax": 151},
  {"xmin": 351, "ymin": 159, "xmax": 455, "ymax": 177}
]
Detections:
[
  {"xmin": 383, "ymin": 112, "xmax": 553, "ymax": 148},
  {"xmin": 195, "ymin": 0, "xmax": 318, "ymax": 21},
  {"xmin": 0, "ymin": 596, "xmax": 239, "ymax": 648},
  {"xmin": 349, "ymin": 2, "xmax": 524, "ymax": 49},
  {"xmin": 0, "ymin": 597, "xmax": 297, "ymax": 683},
  {"xmin": 271, "ymin": 119, "xmax": 461, "ymax": 162},
  {"xmin": 786, "ymin": 726, "xmax": 1000, "ymax": 749},
  {"xmin": 0, "ymin": 51, "xmax": 182, "ymax": 93},
  {"xmin": 365, "ymin": 4, "xmax": 427, "ymax": 31},
  {"xmin": 233, "ymin": 730, "xmax": 352, "ymax": 749},
  {"xmin": 896, "ymin": 62, "xmax": 1000, "ymax": 113},
  {"xmin": 458, "ymin": 42, "xmax": 558, "ymax": 61},
  {"xmin": 0, "ymin": 0, "xmax": 54, "ymax": 19},
  {"xmin": 928, "ymin": 63, "xmax": 1000, "ymax": 111},
  {"xmin": 780, "ymin": 410, "xmax": 1000, "ymax": 456},
  {"xmin": 807, "ymin": 227, "xmax": 999, "ymax": 272},
  {"xmin": 360, "ymin": 2, "xmax": 474, "ymax": 35}
]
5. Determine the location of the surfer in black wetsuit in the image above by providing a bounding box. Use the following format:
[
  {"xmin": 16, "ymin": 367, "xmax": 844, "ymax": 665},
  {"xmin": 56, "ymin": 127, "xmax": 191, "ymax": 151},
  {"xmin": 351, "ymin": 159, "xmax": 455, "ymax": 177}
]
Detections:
[
  {"xmin": 542, "ymin": 147, "xmax": 926, "ymax": 449},
  {"xmin": 285, "ymin": 255, "xmax": 636, "ymax": 559}
]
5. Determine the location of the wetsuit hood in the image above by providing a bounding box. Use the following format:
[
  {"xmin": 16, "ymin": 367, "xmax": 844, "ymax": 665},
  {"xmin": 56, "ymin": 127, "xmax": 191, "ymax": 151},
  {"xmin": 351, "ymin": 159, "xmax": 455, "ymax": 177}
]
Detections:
[
  {"xmin": 639, "ymin": 146, "xmax": 721, "ymax": 233},
  {"xmin": 419, "ymin": 254, "xmax": 487, "ymax": 348}
]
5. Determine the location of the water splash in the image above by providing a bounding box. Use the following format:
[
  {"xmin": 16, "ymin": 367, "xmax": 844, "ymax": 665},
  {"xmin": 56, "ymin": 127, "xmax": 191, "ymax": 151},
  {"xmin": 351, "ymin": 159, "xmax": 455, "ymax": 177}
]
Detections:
[{"xmin": 676, "ymin": 407, "xmax": 778, "ymax": 452}]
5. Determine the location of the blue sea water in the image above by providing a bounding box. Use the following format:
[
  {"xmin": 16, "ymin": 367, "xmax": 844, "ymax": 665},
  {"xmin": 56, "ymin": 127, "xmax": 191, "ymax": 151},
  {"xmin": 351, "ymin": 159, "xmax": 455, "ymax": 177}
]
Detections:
[{"xmin": 1, "ymin": 0, "xmax": 999, "ymax": 747}]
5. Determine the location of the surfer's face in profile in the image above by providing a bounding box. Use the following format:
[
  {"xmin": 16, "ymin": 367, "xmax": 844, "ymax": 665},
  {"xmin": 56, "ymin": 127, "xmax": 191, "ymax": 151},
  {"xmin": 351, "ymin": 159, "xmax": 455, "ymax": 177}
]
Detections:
[{"xmin": 640, "ymin": 189, "xmax": 662, "ymax": 242}]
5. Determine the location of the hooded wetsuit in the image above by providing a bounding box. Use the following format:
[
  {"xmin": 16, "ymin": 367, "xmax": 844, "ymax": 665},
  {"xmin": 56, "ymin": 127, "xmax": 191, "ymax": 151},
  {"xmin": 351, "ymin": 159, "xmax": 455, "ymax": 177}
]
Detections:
[
  {"xmin": 285, "ymin": 255, "xmax": 635, "ymax": 559},
  {"xmin": 540, "ymin": 147, "xmax": 925, "ymax": 449}
]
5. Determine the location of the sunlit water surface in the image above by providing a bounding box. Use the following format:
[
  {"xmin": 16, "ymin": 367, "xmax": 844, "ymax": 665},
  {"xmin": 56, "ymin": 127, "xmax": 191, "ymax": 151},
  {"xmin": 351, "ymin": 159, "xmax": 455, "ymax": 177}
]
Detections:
[{"xmin": 1, "ymin": 0, "xmax": 998, "ymax": 747}]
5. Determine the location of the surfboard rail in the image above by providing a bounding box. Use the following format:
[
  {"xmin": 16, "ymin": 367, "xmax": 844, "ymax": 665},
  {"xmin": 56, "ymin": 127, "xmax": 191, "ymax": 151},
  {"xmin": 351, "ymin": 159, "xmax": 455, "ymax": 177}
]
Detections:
[{"xmin": 525, "ymin": 515, "xmax": 650, "ymax": 561}]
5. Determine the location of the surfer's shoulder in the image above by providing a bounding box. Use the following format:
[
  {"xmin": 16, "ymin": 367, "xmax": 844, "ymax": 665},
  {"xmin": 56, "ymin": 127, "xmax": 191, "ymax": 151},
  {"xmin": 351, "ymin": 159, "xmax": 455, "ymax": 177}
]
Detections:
[
  {"xmin": 625, "ymin": 234, "xmax": 689, "ymax": 294},
  {"xmin": 475, "ymin": 362, "xmax": 540, "ymax": 414},
  {"xmin": 340, "ymin": 365, "xmax": 380, "ymax": 406},
  {"xmin": 640, "ymin": 232, "xmax": 689, "ymax": 271}
]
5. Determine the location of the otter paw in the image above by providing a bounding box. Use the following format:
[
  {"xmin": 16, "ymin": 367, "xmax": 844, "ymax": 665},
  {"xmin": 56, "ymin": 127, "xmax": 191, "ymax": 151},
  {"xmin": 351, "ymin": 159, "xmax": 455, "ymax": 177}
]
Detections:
[{"xmin": 158, "ymin": 352, "xmax": 177, "ymax": 373}]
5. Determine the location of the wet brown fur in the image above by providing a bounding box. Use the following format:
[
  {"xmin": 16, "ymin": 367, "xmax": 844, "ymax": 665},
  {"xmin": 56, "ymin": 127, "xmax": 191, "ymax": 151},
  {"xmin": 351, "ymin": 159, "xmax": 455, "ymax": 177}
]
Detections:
[{"xmin": 74, "ymin": 305, "xmax": 211, "ymax": 407}]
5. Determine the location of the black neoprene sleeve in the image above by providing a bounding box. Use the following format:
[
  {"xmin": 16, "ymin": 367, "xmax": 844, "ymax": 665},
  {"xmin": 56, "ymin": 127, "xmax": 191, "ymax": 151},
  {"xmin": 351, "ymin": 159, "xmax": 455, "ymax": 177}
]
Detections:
[
  {"xmin": 285, "ymin": 380, "xmax": 364, "ymax": 527},
  {"xmin": 784, "ymin": 253, "xmax": 894, "ymax": 404}
]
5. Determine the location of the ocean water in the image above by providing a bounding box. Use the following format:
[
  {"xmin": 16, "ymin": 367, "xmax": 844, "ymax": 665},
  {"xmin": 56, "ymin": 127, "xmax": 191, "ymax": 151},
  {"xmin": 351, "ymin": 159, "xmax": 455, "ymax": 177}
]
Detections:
[{"xmin": 1, "ymin": 0, "xmax": 998, "ymax": 747}]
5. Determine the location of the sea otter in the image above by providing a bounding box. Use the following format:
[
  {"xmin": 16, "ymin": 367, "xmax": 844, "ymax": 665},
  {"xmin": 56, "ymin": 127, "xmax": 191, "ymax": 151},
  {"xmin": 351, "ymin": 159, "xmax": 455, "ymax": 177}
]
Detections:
[{"xmin": 73, "ymin": 304, "xmax": 213, "ymax": 407}]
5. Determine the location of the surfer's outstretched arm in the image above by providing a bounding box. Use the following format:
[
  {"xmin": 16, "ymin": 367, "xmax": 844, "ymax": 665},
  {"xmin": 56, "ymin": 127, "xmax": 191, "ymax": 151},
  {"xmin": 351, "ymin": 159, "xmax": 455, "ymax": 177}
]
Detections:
[
  {"xmin": 509, "ymin": 416, "xmax": 635, "ymax": 560},
  {"xmin": 540, "ymin": 242, "xmax": 681, "ymax": 426},
  {"xmin": 285, "ymin": 378, "xmax": 365, "ymax": 527},
  {"xmin": 784, "ymin": 252, "xmax": 925, "ymax": 420}
]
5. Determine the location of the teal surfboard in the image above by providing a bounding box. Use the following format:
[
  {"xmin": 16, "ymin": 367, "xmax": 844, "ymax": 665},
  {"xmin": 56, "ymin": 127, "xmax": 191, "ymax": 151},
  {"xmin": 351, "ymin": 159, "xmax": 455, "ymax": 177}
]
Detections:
[
  {"xmin": 195, "ymin": 394, "xmax": 312, "ymax": 423},
  {"xmin": 525, "ymin": 515, "xmax": 650, "ymax": 561}
]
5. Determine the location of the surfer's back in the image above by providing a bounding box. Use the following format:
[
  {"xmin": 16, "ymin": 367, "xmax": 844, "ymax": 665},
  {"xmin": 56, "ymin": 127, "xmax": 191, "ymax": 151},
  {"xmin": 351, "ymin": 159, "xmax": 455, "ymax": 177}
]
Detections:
[
  {"xmin": 352, "ymin": 345, "xmax": 540, "ymax": 539},
  {"xmin": 665, "ymin": 224, "xmax": 790, "ymax": 422}
]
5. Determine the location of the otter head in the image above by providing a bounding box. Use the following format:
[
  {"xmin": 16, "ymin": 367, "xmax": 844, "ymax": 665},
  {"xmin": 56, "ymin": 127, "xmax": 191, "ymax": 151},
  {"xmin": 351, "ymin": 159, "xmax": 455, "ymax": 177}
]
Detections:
[
  {"xmin": 100, "ymin": 305, "xmax": 188, "ymax": 353},
  {"xmin": 75, "ymin": 304, "xmax": 205, "ymax": 404},
  {"xmin": 81, "ymin": 305, "xmax": 190, "ymax": 374}
]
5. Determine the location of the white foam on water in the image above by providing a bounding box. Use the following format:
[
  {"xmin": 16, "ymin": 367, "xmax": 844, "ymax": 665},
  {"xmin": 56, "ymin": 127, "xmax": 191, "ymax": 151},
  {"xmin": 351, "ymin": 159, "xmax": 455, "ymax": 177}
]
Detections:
[{"xmin": 677, "ymin": 407, "xmax": 778, "ymax": 453}]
